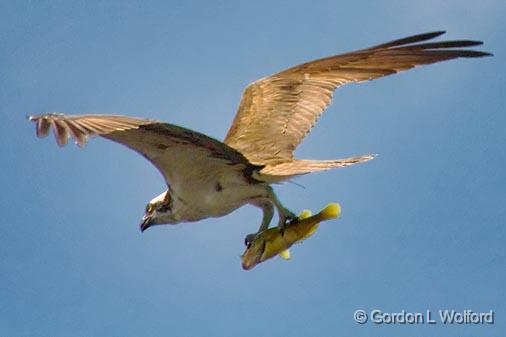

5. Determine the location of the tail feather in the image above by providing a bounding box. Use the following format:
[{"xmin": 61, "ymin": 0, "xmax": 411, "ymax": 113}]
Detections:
[{"xmin": 257, "ymin": 154, "xmax": 376, "ymax": 182}]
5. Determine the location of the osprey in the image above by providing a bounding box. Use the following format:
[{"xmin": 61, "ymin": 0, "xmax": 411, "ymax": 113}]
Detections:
[{"xmin": 29, "ymin": 31, "xmax": 490, "ymax": 245}]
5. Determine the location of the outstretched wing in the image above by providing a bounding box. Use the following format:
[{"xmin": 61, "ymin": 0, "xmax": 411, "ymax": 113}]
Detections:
[
  {"xmin": 29, "ymin": 113, "xmax": 252, "ymax": 186},
  {"xmin": 224, "ymin": 31, "xmax": 491, "ymax": 165}
]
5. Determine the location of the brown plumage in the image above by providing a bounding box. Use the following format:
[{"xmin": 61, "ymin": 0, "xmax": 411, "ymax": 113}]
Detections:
[
  {"xmin": 224, "ymin": 31, "xmax": 491, "ymax": 168},
  {"xmin": 28, "ymin": 31, "xmax": 491, "ymax": 237},
  {"xmin": 29, "ymin": 114, "xmax": 252, "ymax": 187}
]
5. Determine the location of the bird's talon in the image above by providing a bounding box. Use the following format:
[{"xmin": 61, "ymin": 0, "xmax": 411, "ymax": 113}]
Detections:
[{"xmin": 244, "ymin": 233, "xmax": 257, "ymax": 248}]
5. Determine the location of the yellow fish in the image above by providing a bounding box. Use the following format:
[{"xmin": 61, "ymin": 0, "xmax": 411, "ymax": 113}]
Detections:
[{"xmin": 241, "ymin": 203, "xmax": 341, "ymax": 270}]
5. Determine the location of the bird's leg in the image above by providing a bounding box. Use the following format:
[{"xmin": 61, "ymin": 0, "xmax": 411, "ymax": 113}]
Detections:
[
  {"xmin": 258, "ymin": 201, "xmax": 274, "ymax": 232},
  {"xmin": 244, "ymin": 187, "xmax": 296, "ymax": 247},
  {"xmin": 264, "ymin": 186, "xmax": 297, "ymax": 232},
  {"xmin": 244, "ymin": 200, "xmax": 273, "ymax": 247}
]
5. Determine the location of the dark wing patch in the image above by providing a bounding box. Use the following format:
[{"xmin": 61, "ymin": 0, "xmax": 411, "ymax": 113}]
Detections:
[
  {"xmin": 139, "ymin": 123, "xmax": 250, "ymax": 166},
  {"xmin": 29, "ymin": 113, "xmax": 253, "ymax": 186}
]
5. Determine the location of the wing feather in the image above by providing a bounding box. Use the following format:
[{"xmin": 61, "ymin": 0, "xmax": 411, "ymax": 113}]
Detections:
[
  {"xmin": 224, "ymin": 31, "xmax": 491, "ymax": 165},
  {"xmin": 29, "ymin": 113, "xmax": 252, "ymax": 186}
]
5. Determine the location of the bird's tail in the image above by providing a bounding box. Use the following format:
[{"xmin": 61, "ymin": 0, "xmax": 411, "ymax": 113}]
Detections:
[{"xmin": 257, "ymin": 154, "xmax": 376, "ymax": 183}]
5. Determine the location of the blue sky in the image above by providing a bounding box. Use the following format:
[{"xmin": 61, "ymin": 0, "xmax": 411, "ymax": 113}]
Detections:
[{"xmin": 1, "ymin": 1, "xmax": 504, "ymax": 336}]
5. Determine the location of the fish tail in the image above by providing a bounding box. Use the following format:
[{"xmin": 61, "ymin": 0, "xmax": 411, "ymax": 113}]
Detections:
[{"xmin": 318, "ymin": 203, "xmax": 341, "ymax": 221}]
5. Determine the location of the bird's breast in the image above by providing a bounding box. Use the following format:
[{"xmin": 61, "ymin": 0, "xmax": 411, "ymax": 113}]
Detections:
[{"xmin": 169, "ymin": 170, "xmax": 267, "ymax": 221}]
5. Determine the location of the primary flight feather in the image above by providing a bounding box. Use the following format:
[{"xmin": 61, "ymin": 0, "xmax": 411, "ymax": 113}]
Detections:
[{"xmin": 29, "ymin": 31, "xmax": 491, "ymax": 245}]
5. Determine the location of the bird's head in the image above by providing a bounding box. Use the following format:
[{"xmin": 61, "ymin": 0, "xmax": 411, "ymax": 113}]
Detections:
[{"xmin": 140, "ymin": 191, "xmax": 175, "ymax": 231}]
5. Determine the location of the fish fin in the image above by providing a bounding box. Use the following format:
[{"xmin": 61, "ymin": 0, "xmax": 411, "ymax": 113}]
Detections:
[
  {"xmin": 298, "ymin": 209, "xmax": 312, "ymax": 219},
  {"xmin": 302, "ymin": 223, "xmax": 320, "ymax": 240},
  {"xmin": 320, "ymin": 203, "xmax": 341, "ymax": 220},
  {"xmin": 298, "ymin": 209, "xmax": 320, "ymax": 240},
  {"xmin": 279, "ymin": 249, "xmax": 291, "ymax": 260}
]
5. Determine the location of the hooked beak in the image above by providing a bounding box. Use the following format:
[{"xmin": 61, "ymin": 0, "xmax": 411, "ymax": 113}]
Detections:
[{"xmin": 140, "ymin": 214, "xmax": 153, "ymax": 232}]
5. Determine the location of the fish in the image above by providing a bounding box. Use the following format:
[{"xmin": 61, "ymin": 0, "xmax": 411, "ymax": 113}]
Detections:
[{"xmin": 241, "ymin": 203, "xmax": 341, "ymax": 270}]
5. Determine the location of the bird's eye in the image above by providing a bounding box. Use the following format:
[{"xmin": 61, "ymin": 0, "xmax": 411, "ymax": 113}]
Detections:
[
  {"xmin": 145, "ymin": 204, "xmax": 153, "ymax": 213},
  {"xmin": 158, "ymin": 203, "xmax": 171, "ymax": 213}
]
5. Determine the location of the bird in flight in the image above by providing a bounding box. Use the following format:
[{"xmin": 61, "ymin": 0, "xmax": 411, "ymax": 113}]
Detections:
[{"xmin": 29, "ymin": 31, "xmax": 490, "ymax": 245}]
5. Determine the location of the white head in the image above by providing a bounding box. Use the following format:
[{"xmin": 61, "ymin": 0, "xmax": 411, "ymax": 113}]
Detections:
[{"xmin": 140, "ymin": 190, "xmax": 177, "ymax": 231}]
